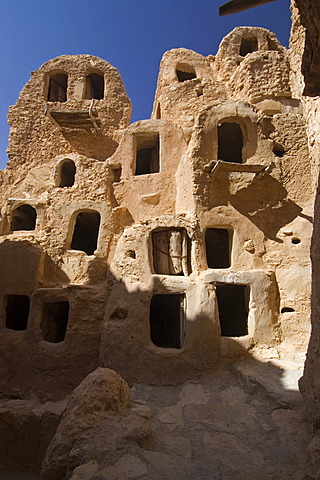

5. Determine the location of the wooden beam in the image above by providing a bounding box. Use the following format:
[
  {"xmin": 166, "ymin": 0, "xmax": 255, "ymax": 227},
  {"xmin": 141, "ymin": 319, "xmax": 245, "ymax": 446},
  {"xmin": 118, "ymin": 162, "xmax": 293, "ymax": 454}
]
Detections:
[{"xmin": 219, "ymin": 0, "xmax": 276, "ymax": 16}]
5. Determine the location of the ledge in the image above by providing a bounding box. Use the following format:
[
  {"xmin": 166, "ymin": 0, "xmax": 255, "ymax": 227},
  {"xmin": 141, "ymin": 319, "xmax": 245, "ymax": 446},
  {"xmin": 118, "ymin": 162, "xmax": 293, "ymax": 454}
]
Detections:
[
  {"xmin": 204, "ymin": 159, "xmax": 272, "ymax": 176},
  {"xmin": 44, "ymin": 100, "xmax": 99, "ymax": 131}
]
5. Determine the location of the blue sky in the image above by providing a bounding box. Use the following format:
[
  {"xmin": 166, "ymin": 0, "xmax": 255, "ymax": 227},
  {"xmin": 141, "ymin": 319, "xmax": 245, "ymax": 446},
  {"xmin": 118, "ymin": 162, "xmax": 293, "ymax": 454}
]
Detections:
[{"xmin": 0, "ymin": 0, "xmax": 291, "ymax": 171}]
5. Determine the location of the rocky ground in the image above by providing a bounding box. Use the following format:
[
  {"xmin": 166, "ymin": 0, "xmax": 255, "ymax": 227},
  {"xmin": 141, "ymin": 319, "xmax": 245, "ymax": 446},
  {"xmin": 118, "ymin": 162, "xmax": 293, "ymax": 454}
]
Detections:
[
  {"xmin": 1, "ymin": 358, "xmax": 312, "ymax": 480},
  {"xmin": 128, "ymin": 359, "xmax": 311, "ymax": 480}
]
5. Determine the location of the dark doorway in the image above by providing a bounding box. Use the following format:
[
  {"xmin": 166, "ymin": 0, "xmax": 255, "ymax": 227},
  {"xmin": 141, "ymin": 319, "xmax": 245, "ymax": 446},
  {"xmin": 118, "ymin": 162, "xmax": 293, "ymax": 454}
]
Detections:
[
  {"xmin": 11, "ymin": 204, "xmax": 37, "ymax": 231},
  {"xmin": 41, "ymin": 301, "xmax": 69, "ymax": 343},
  {"xmin": 71, "ymin": 211, "xmax": 101, "ymax": 255},
  {"xmin": 135, "ymin": 134, "xmax": 160, "ymax": 175},
  {"xmin": 59, "ymin": 160, "xmax": 76, "ymax": 187},
  {"xmin": 240, "ymin": 36, "xmax": 258, "ymax": 56},
  {"xmin": 205, "ymin": 228, "xmax": 231, "ymax": 268},
  {"xmin": 152, "ymin": 228, "xmax": 191, "ymax": 275},
  {"xmin": 5, "ymin": 295, "xmax": 30, "ymax": 331},
  {"xmin": 216, "ymin": 284, "xmax": 249, "ymax": 336},
  {"xmin": 218, "ymin": 122, "xmax": 243, "ymax": 163},
  {"xmin": 85, "ymin": 73, "xmax": 104, "ymax": 100},
  {"xmin": 150, "ymin": 293, "xmax": 185, "ymax": 348},
  {"xmin": 176, "ymin": 63, "xmax": 197, "ymax": 82},
  {"xmin": 48, "ymin": 73, "xmax": 68, "ymax": 102}
]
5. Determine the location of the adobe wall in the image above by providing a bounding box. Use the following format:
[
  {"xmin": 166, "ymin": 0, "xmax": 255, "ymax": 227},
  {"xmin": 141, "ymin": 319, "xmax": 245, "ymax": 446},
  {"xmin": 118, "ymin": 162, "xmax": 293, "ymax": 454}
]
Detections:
[
  {"xmin": 290, "ymin": 0, "xmax": 320, "ymax": 450},
  {"xmin": 0, "ymin": 27, "xmax": 314, "ymax": 396}
]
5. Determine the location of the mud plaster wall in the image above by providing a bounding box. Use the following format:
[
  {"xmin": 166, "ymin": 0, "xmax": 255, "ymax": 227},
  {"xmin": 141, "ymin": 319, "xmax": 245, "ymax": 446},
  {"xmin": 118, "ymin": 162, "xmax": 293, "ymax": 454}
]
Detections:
[
  {"xmin": 0, "ymin": 26, "xmax": 314, "ymax": 397},
  {"xmin": 289, "ymin": 0, "xmax": 320, "ymax": 440}
]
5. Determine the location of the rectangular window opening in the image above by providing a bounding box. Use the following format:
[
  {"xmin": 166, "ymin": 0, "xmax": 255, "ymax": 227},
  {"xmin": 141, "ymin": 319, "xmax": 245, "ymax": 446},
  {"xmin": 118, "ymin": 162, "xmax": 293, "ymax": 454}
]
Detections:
[
  {"xmin": 216, "ymin": 284, "xmax": 249, "ymax": 337},
  {"xmin": 152, "ymin": 228, "xmax": 191, "ymax": 276},
  {"xmin": 41, "ymin": 301, "xmax": 69, "ymax": 343},
  {"xmin": 112, "ymin": 167, "xmax": 122, "ymax": 183},
  {"xmin": 135, "ymin": 133, "xmax": 160, "ymax": 175},
  {"xmin": 150, "ymin": 294, "xmax": 185, "ymax": 349},
  {"xmin": 205, "ymin": 228, "xmax": 231, "ymax": 269},
  {"xmin": 5, "ymin": 295, "xmax": 30, "ymax": 331},
  {"xmin": 218, "ymin": 122, "xmax": 243, "ymax": 164}
]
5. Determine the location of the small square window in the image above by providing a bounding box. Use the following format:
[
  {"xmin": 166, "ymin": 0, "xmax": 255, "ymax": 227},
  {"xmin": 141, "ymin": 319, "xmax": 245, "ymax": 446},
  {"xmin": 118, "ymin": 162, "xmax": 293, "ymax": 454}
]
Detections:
[{"xmin": 135, "ymin": 134, "xmax": 159, "ymax": 175}]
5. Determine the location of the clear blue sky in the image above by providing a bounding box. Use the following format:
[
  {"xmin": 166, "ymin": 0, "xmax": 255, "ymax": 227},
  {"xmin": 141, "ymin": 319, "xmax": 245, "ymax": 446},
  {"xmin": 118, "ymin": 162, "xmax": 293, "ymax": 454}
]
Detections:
[{"xmin": 0, "ymin": 0, "xmax": 291, "ymax": 171}]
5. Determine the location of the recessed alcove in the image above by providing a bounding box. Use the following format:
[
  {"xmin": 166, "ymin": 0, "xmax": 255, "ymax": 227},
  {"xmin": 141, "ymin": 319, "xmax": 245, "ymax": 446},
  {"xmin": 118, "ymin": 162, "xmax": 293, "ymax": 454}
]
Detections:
[
  {"xmin": 58, "ymin": 159, "xmax": 76, "ymax": 187},
  {"xmin": 11, "ymin": 204, "xmax": 37, "ymax": 231},
  {"xmin": 176, "ymin": 63, "xmax": 197, "ymax": 82},
  {"xmin": 47, "ymin": 73, "xmax": 68, "ymax": 102},
  {"xmin": 152, "ymin": 228, "xmax": 191, "ymax": 275},
  {"xmin": 71, "ymin": 211, "xmax": 101, "ymax": 255},
  {"xmin": 292, "ymin": 238, "xmax": 301, "ymax": 245},
  {"xmin": 281, "ymin": 307, "xmax": 295, "ymax": 313},
  {"xmin": 41, "ymin": 301, "xmax": 69, "ymax": 343},
  {"xmin": 112, "ymin": 167, "xmax": 122, "ymax": 183},
  {"xmin": 205, "ymin": 228, "xmax": 231, "ymax": 269},
  {"xmin": 240, "ymin": 36, "xmax": 259, "ymax": 56},
  {"xmin": 273, "ymin": 142, "xmax": 285, "ymax": 158},
  {"xmin": 5, "ymin": 295, "xmax": 30, "ymax": 331},
  {"xmin": 150, "ymin": 293, "xmax": 185, "ymax": 349},
  {"xmin": 135, "ymin": 133, "xmax": 160, "ymax": 175},
  {"xmin": 85, "ymin": 72, "xmax": 104, "ymax": 100},
  {"xmin": 216, "ymin": 284, "xmax": 249, "ymax": 337},
  {"xmin": 218, "ymin": 122, "xmax": 243, "ymax": 163}
]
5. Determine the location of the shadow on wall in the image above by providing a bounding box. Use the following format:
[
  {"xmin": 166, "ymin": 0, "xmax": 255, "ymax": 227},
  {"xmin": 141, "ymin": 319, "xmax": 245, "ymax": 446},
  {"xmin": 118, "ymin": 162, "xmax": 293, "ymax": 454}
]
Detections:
[
  {"xmin": 0, "ymin": 239, "xmax": 110, "ymax": 401},
  {"xmin": 62, "ymin": 131, "xmax": 119, "ymax": 161},
  {"xmin": 99, "ymin": 268, "xmax": 280, "ymax": 386},
  {"xmin": 223, "ymin": 172, "xmax": 311, "ymax": 241},
  {"xmin": 100, "ymin": 276, "xmax": 219, "ymax": 385},
  {"xmin": 0, "ymin": 241, "xmax": 314, "ymax": 477}
]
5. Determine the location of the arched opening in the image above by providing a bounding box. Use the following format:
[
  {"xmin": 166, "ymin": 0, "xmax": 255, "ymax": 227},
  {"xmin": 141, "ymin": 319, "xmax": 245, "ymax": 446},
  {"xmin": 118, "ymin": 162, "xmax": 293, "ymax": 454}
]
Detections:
[
  {"xmin": 47, "ymin": 73, "xmax": 68, "ymax": 102},
  {"xmin": 71, "ymin": 211, "xmax": 100, "ymax": 255},
  {"xmin": 176, "ymin": 63, "xmax": 197, "ymax": 82},
  {"xmin": 240, "ymin": 36, "xmax": 258, "ymax": 57},
  {"xmin": 58, "ymin": 159, "xmax": 76, "ymax": 187},
  {"xmin": 85, "ymin": 73, "xmax": 104, "ymax": 100},
  {"xmin": 41, "ymin": 301, "xmax": 69, "ymax": 343},
  {"xmin": 11, "ymin": 205, "xmax": 37, "ymax": 231},
  {"xmin": 218, "ymin": 122, "xmax": 243, "ymax": 163}
]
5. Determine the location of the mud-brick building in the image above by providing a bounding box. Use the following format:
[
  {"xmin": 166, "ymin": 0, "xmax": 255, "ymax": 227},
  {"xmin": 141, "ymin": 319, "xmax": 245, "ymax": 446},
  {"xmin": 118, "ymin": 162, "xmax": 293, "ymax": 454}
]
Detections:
[{"xmin": 0, "ymin": 26, "xmax": 313, "ymax": 397}]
